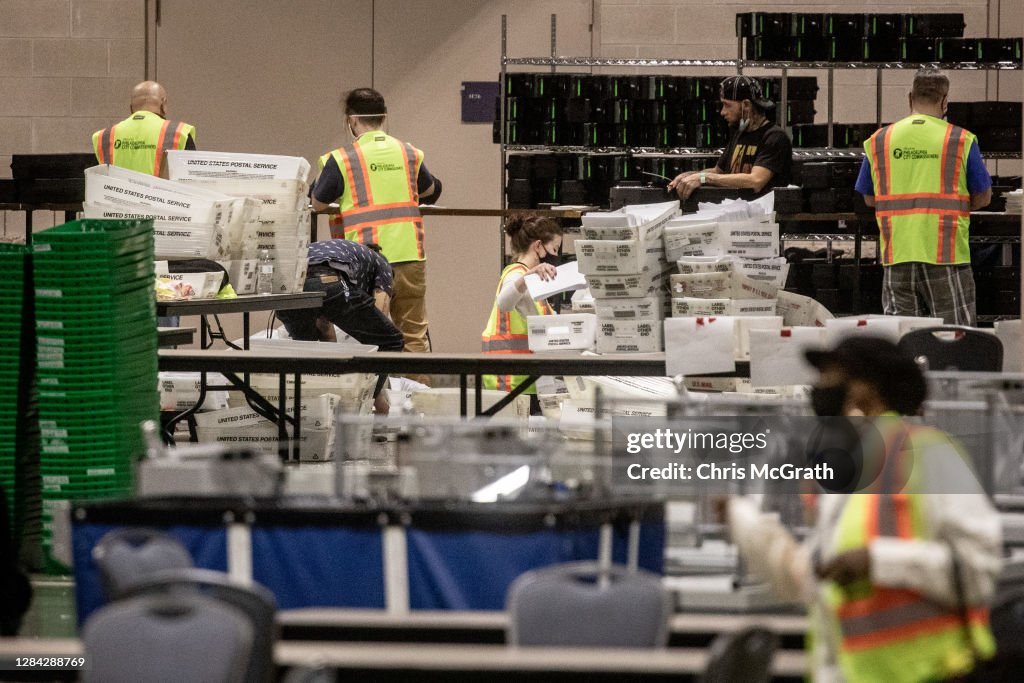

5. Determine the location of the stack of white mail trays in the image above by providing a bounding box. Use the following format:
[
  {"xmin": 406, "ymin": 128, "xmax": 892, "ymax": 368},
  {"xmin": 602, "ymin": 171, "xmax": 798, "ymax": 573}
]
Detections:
[
  {"xmin": 665, "ymin": 199, "xmax": 788, "ymax": 364},
  {"xmin": 82, "ymin": 152, "xmax": 311, "ymax": 296},
  {"xmin": 167, "ymin": 151, "xmax": 311, "ymax": 294},
  {"xmin": 577, "ymin": 201, "xmax": 678, "ymax": 353}
]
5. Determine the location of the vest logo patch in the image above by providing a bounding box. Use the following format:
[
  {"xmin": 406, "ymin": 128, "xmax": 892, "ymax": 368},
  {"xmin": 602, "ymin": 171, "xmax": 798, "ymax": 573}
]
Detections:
[
  {"xmin": 369, "ymin": 162, "xmax": 403, "ymax": 173},
  {"xmin": 113, "ymin": 139, "xmax": 156, "ymax": 151},
  {"xmin": 891, "ymin": 147, "xmax": 938, "ymax": 161}
]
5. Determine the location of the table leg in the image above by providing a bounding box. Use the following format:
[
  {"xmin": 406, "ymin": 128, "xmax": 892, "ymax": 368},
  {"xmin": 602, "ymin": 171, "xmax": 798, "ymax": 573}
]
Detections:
[
  {"xmin": 475, "ymin": 375, "xmax": 483, "ymax": 417},
  {"xmin": 200, "ymin": 315, "xmax": 211, "ymax": 349},
  {"xmin": 243, "ymin": 312, "xmax": 250, "ymax": 350},
  {"xmin": 165, "ymin": 370, "xmax": 207, "ymax": 442},
  {"xmin": 278, "ymin": 371, "xmax": 288, "ymax": 462},
  {"xmin": 292, "ymin": 372, "xmax": 302, "ymax": 463},
  {"xmin": 459, "ymin": 375, "xmax": 468, "ymax": 417},
  {"xmin": 24, "ymin": 210, "xmax": 32, "ymax": 246},
  {"xmin": 480, "ymin": 376, "xmax": 537, "ymax": 417}
]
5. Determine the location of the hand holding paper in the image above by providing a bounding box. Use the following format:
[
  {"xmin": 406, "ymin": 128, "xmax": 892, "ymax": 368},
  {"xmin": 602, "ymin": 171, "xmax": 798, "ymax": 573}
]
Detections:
[{"xmin": 524, "ymin": 260, "xmax": 588, "ymax": 301}]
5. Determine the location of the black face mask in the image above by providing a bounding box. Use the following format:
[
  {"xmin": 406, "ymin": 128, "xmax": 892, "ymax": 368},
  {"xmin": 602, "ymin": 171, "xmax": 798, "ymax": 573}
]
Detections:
[
  {"xmin": 540, "ymin": 248, "xmax": 560, "ymax": 267},
  {"xmin": 810, "ymin": 385, "xmax": 848, "ymax": 417}
]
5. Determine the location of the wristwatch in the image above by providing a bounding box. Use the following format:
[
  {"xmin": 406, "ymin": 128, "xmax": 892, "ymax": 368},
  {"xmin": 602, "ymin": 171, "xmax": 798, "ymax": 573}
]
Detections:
[{"xmin": 699, "ymin": 171, "xmax": 707, "ymax": 185}]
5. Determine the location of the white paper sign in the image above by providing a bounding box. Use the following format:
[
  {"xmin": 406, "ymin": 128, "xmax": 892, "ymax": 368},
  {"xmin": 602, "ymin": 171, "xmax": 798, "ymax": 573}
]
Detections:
[
  {"xmin": 664, "ymin": 317, "xmax": 736, "ymax": 376},
  {"xmin": 749, "ymin": 327, "xmax": 827, "ymax": 387}
]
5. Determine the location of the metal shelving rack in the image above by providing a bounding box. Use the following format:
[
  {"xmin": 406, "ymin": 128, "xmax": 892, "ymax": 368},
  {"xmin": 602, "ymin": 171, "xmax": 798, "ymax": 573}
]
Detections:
[
  {"xmin": 498, "ymin": 14, "xmax": 746, "ymax": 266},
  {"xmin": 498, "ymin": 15, "xmax": 1022, "ymax": 317}
]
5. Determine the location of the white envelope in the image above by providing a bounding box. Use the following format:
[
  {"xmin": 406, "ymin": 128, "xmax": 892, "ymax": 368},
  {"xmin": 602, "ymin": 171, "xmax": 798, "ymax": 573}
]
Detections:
[
  {"xmin": 525, "ymin": 260, "xmax": 588, "ymax": 300},
  {"xmin": 749, "ymin": 327, "xmax": 827, "ymax": 387},
  {"xmin": 664, "ymin": 317, "xmax": 736, "ymax": 377}
]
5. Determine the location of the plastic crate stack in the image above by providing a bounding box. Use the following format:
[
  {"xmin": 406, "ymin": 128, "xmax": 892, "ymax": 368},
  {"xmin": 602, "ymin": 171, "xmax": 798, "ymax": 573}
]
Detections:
[
  {"xmin": 32, "ymin": 219, "xmax": 159, "ymax": 568},
  {"xmin": 0, "ymin": 244, "xmax": 31, "ymax": 527}
]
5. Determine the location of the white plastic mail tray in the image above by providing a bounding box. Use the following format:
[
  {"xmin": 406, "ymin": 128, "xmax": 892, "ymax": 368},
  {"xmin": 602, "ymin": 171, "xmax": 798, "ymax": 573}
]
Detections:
[
  {"xmin": 596, "ymin": 320, "xmax": 663, "ymax": 354},
  {"xmin": 527, "ymin": 313, "xmax": 597, "ymax": 352}
]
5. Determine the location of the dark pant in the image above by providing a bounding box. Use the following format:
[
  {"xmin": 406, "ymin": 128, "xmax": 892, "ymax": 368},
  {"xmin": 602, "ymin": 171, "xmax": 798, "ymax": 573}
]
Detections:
[{"xmin": 276, "ymin": 271, "xmax": 404, "ymax": 397}]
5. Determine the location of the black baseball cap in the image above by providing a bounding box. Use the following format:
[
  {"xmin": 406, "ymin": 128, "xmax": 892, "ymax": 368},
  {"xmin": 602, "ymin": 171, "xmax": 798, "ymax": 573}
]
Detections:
[
  {"xmin": 719, "ymin": 75, "xmax": 775, "ymax": 111},
  {"xmin": 805, "ymin": 335, "xmax": 927, "ymax": 415}
]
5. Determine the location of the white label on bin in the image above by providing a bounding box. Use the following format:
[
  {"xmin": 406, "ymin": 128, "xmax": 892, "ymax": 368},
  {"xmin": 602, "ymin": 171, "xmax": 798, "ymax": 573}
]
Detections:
[
  {"xmin": 87, "ymin": 468, "xmax": 116, "ymax": 477},
  {"xmin": 43, "ymin": 476, "xmax": 69, "ymax": 485},
  {"xmin": 42, "ymin": 445, "xmax": 69, "ymax": 454},
  {"xmin": 36, "ymin": 289, "xmax": 62, "ymax": 298},
  {"xmin": 34, "ymin": 244, "xmax": 51, "ymax": 252},
  {"xmin": 37, "ymin": 320, "xmax": 62, "ymax": 330}
]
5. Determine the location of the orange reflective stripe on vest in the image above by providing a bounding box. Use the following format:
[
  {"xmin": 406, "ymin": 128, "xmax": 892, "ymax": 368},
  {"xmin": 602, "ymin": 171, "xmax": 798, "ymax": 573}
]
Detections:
[
  {"xmin": 97, "ymin": 126, "xmax": 117, "ymax": 165},
  {"xmin": 867, "ymin": 118, "xmax": 972, "ymax": 265},
  {"xmin": 869, "ymin": 125, "xmax": 895, "ymax": 263},
  {"xmin": 837, "ymin": 425, "xmax": 988, "ymax": 651}
]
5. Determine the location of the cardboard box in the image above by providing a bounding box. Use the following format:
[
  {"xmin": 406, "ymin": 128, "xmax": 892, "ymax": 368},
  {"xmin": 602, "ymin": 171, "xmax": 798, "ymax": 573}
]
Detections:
[
  {"xmin": 596, "ymin": 320, "xmax": 663, "ymax": 353},
  {"xmin": 527, "ymin": 313, "xmax": 597, "ymax": 352},
  {"xmin": 721, "ymin": 218, "xmax": 780, "ymax": 259}
]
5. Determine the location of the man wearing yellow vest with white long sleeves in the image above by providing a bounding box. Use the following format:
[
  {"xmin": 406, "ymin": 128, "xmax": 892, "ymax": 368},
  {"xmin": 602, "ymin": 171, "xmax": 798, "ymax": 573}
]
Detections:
[
  {"xmin": 312, "ymin": 88, "xmax": 442, "ymax": 367},
  {"xmin": 91, "ymin": 81, "xmax": 196, "ymax": 176},
  {"xmin": 856, "ymin": 69, "xmax": 992, "ymax": 326},
  {"xmin": 720, "ymin": 336, "xmax": 1002, "ymax": 682}
]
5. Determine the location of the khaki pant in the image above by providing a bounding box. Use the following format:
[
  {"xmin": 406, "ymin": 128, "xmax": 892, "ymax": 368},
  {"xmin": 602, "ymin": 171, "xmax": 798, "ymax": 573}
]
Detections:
[{"xmin": 391, "ymin": 260, "xmax": 432, "ymax": 385}]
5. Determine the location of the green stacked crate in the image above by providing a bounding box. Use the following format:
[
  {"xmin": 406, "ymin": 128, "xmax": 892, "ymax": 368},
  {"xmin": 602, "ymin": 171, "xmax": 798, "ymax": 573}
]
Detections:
[
  {"xmin": 32, "ymin": 219, "xmax": 158, "ymax": 568},
  {"xmin": 0, "ymin": 243, "xmax": 30, "ymax": 526}
]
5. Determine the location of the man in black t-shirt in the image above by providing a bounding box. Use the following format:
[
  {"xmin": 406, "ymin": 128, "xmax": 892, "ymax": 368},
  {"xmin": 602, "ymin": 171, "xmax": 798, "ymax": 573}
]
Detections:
[{"xmin": 669, "ymin": 76, "xmax": 792, "ymax": 200}]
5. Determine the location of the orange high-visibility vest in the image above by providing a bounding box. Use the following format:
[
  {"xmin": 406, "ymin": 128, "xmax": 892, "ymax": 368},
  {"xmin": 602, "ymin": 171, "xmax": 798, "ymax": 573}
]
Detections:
[
  {"xmin": 827, "ymin": 417, "xmax": 995, "ymax": 682},
  {"xmin": 481, "ymin": 263, "xmax": 553, "ymax": 393}
]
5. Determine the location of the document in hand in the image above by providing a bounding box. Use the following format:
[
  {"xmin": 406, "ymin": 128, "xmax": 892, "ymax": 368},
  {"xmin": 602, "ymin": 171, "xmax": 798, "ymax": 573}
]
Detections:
[{"xmin": 524, "ymin": 260, "xmax": 588, "ymax": 300}]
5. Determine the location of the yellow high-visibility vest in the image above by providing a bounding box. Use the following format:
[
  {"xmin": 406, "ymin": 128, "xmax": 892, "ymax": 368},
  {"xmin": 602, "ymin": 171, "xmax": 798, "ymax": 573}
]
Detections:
[
  {"xmin": 481, "ymin": 263, "xmax": 553, "ymax": 394},
  {"xmin": 864, "ymin": 114, "xmax": 975, "ymax": 266},
  {"xmin": 92, "ymin": 110, "xmax": 195, "ymax": 176},
  {"xmin": 826, "ymin": 416, "xmax": 995, "ymax": 682},
  {"xmin": 318, "ymin": 132, "xmax": 425, "ymax": 264}
]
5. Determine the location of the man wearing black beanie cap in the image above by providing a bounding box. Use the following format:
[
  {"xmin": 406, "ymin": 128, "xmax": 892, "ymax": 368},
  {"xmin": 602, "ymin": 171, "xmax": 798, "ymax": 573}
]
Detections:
[{"xmin": 668, "ymin": 75, "xmax": 792, "ymax": 200}]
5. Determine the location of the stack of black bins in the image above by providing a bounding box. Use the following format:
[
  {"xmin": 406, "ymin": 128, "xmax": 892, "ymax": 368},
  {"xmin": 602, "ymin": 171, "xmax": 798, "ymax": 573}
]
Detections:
[{"xmin": 10, "ymin": 154, "xmax": 95, "ymax": 205}]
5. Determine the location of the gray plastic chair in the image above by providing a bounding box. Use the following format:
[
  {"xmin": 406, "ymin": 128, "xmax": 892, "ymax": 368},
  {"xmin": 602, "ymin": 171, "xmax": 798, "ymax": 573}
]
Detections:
[
  {"xmin": 121, "ymin": 567, "xmax": 278, "ymax": 683},
  {"xmin": 82, "ymin": 591, "xmax": 253, "ymax": 683},
  {"xmin": 92, "ymin": 527, "xmax": 194, "ymax": 600},
  {"xmin": 506, "ymin": 561, "xmax": 671, "ymax": 647},
  {"xmin": 700, "ymin": 626, "xmax": 779, "ymax": 683},
  {"xmin": 898, "ymin": 326, "xmax": 1004, "ymax": 372}
]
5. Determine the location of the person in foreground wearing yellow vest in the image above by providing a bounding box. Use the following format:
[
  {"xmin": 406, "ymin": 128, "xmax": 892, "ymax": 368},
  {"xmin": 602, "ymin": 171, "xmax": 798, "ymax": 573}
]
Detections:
[
  {"xmin": 719, "ymin": 336, "xmax": 1001, "ymax": 682},
  {"xmin": 481, "ymin": 215, "xmax": 562, "ymax": 412},
  {"xmin": 856, "ymin": 69, "xmax": 992, "ymax": 326},
  {"xmin": 91, "ymin": 81, "xmax": 196, "ymax": 176},
  {"xmin": 312, "ymin": 88, "xmax": 442, "ymax": 386}
]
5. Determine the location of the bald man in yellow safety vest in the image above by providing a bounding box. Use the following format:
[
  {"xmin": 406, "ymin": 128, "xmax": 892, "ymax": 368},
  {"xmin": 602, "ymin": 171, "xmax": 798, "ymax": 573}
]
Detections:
[{"xmin": 91, "ymin": 81, "xmax": 196, "ymax": 177}]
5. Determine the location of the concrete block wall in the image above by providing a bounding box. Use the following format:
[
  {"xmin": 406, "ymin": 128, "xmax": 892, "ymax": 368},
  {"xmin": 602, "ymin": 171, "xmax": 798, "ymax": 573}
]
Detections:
[{"xmin": 0, "ymin": 0, "xmax": 145, "ymax": 236}]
